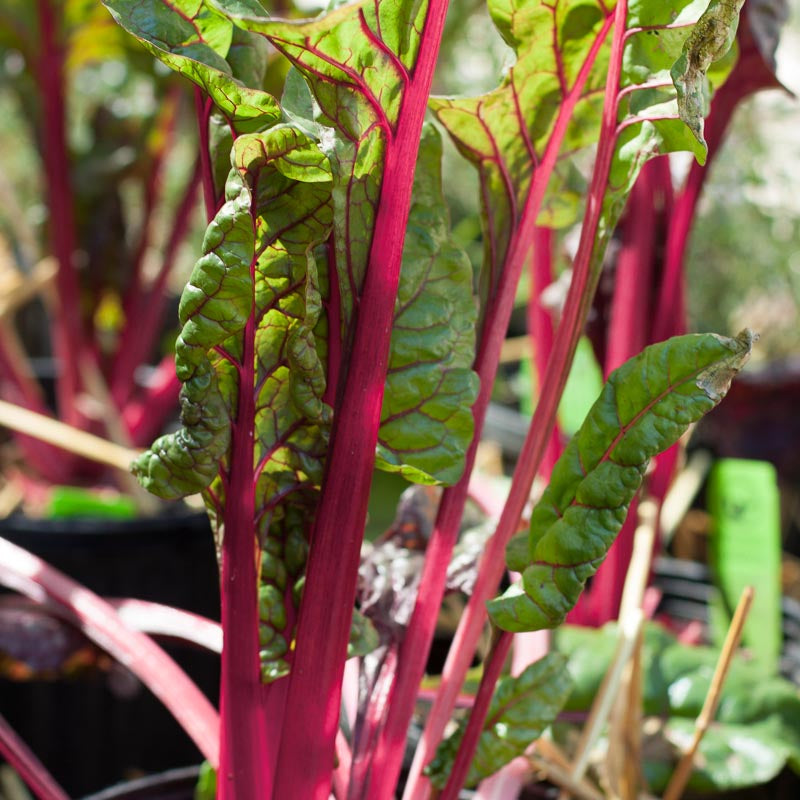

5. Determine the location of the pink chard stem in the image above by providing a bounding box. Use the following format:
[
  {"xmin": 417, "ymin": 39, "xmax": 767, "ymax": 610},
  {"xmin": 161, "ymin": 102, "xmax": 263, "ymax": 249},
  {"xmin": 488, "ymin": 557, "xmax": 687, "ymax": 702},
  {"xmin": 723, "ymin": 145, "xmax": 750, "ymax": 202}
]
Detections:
[
  {"xmin": 217, "ymin": 313, "xmax": 266, "ymax": 797},
  {"xmin": 270, "ymin": 3, "xmax": 452, "ymax": 798},
  {"xmin": 0, "ymin": 536, "xmax": 220, "ymax": 765},
  {"xmin": 0, "ymin": 712, "xmax": 69, "ymax": 800},
  {"xmin": 439, "ymin": 630, "xmax": 513, "ymax": 800},
  {"xmin": 36, "ymin": 0, "xmax": 85, "ymax": 425}
]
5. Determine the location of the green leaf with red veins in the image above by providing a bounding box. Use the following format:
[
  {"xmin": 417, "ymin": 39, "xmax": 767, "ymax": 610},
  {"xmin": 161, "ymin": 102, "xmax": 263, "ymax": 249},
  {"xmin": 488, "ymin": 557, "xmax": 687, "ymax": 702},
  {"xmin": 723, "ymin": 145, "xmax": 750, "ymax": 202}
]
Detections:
[
  {"xmin": 218, "ymin": 2, "xmax": 478, "ymax": 486},
  {"xmin": 489, "ymin": 330, "xmax": 754, "ymax": 633},
  {"xmin": 431, "ymin": 0, "xmax": 741, "ymax": 308},
  {"xmin": 376, "ymin": 125, "xmax": 479, "ymax": 486},
  {"xmin": 217, "ymin": 0, "xmax": 429, "ymax": 330},
  {"xmin": 425, "ymin": 652, "xmax": 573, "ymax": 789},
  {"xmin": 430, "ymin": 0, "xmax": 616, "ymax": 300},
  {"xmin": 102, "ymin": 0, "xmax": 280, "ymax": 130},
  {"xmin": 133, "ymin": 127, "xmax": 334, "ymax": 679}
]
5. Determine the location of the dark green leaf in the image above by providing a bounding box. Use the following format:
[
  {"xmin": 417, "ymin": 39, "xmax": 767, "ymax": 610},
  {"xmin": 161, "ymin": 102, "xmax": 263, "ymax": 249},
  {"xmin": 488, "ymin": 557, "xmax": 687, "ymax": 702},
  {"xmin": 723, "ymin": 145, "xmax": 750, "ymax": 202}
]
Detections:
[
  {"xmin": 489, "ymin": 331, "xmax": 754, "ymax": 633},
  {"xmin": 425, "ymin": 653, "xmax": 572, "ymax": 789},
  {"xmin": 376, "ymin": 125, "xmax": 479, "ymax": 486}
]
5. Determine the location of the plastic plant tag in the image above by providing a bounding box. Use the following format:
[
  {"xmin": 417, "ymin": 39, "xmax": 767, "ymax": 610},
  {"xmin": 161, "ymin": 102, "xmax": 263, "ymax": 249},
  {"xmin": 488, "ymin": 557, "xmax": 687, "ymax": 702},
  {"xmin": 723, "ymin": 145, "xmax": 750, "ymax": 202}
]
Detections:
[
  {"xmin": 707, "ymin": 458, "xmax": 782, "ymax": 674},
  {"xmin": 47, "ymin": 486, "xmax": 138, "ymax": 520}
]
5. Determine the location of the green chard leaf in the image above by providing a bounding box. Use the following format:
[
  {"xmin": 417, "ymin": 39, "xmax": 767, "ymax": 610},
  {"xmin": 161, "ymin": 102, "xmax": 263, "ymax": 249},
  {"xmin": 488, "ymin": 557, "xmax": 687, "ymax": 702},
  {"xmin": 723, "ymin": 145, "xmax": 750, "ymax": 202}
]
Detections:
[
  {"xmin": 489, "ymin": 331, "xmax": 754, "ymax": 633},
  {"xmin": 134, "ymin": 126, "xmax": 334, "ymax": 681},
  {"xmin": 102, "ymin": 0, "xmax": 280, "ymax": 130},
  {"xmin": 553, "ymin": 623, "xmax": 800, "ymax": 792},
  {"xmin": 425, "ymin": 653, "xmax": 572, "ymax": 789},
  {"xmin": 432, "ymin": 0, "xmax": 742, "ymax": 308},
  {"xmin": 430, "ymin": 0, "xmax": 615, "ymax": 297},
  {"xmin": 219, "ymin": 3, "xmax": 478, "ymax": 486},
  {"xmin": 132, "ymin": 162, "xmax": 254, "ymax": 497},
  {"xmin": 376, "ymin": 125, "xmax": 479, "ymax": 486},
  {"xmin": 217, "ymin": 0, "xmax": 427, "ymax": 328}
]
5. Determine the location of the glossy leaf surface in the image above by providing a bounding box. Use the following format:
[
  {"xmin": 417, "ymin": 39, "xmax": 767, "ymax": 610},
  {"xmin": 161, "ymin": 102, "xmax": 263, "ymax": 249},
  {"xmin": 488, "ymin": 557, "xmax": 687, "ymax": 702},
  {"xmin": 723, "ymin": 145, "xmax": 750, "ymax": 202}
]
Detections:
[
  {"xmin": 425, "ymin": 652, "xmax": 572, "ymax": 788},
  {"xmin": 489, "ymin": 331, "xmax": 754, "ymax": 632}
]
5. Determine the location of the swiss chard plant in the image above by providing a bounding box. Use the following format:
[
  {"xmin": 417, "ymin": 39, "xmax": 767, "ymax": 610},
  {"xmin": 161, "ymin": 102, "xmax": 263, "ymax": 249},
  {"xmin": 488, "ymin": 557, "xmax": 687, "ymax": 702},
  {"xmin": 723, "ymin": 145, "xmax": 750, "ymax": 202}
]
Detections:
[{"xmin": 0, "ymin": 0, "xmax": 784, "ymax": 798}]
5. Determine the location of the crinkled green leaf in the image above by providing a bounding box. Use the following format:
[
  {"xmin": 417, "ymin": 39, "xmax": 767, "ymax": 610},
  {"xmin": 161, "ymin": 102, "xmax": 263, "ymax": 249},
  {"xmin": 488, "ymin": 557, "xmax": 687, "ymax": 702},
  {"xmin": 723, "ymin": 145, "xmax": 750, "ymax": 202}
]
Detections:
[
  {"xmin": 132, "ymin": 162, "xmax": 254, "ymax": 497},
  {"xmin": 102, "ymin": 0, "xmax": 280, "ymax": 129},
  {"xmin": 134, "ymin": 126, "xmax": 334, "ymax": 681},
  {"xmin": 671, "ymin": 0, "xmax": 745, "ymax": 147},
  {"xmin": 375, "ymin": 125, "xmax": 479, "ymax": 486},
  {"xmin": 221, "ymin": 4, "xmax": 479, "ymax": 486},
  {"xmin": 425, "ymin": 653, "xmax": 572, "ymax": 789},
  {"xmin": 244, "ymin": 131, "xmax": 333, "ymax": 681},
  {"xmin": 489, "ymin": 331, "xmax": 754, "ymax": 632},
  {"xmin": 218, "ymin": 0, "xmax": 429, "ymax": 329}
]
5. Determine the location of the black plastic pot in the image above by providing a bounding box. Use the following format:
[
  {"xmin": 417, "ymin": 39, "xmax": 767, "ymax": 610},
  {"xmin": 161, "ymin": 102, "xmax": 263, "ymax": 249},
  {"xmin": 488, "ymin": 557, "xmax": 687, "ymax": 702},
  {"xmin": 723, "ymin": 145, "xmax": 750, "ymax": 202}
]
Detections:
[
  {"xmin": 0, "ymin": 508, "xmax": 220, "ymax": 797},
  {"xmin": 80, "ymin": 766, "xmax": 201, "ymax": 800},
  {"xmin": 653, "ymin": 556, "xmax": 800, "ymax": 684}
]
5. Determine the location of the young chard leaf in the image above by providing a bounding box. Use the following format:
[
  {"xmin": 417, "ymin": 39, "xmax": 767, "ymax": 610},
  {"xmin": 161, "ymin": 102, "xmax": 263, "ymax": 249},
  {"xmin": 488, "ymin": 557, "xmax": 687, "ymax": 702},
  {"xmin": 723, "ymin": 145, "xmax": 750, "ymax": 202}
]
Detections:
[
  {"xmin": 376, "ymin": 125, "xmax": 479, "ymax": 486},
  {"xmin": 489, "ymin": 330, "xmax": 754, "ymax": 633},
  {"xmin": 102, "ymin": 0, "xmax": 280, "ymax": 130},
  {"xmin": 225, "ymin": 5, "xmax": 479, "ymax": 485},
  {"xmin": 433, "ymin": 0, "xmax": 742, "ymax": 307},
  {"xmin": 425, "ymin": 653, "xmax": 572, "ymax": 789}
]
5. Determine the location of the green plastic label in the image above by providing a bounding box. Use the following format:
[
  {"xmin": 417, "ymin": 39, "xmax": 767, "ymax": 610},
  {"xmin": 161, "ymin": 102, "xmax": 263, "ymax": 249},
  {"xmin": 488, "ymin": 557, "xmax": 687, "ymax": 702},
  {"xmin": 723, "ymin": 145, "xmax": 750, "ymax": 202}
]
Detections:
[{"xmin": 707, "ymin": 458, "xmax": 782, "ymax": 675}]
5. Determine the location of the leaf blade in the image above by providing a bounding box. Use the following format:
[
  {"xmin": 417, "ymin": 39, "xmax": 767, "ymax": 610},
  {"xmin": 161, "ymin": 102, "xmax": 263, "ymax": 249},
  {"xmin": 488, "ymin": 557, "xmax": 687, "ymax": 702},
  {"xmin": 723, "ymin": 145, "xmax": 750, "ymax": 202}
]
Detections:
[
  {"xmin": 425, "ymin": 652, "xmax": 572, "ymax": 789},
  {"xmin": 376, "ymin": 125, "xmax": 479, "ymax": 486},
  {"xmin": 489, "ymin": 330, "xmax": 755, "ymax": 632}
]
